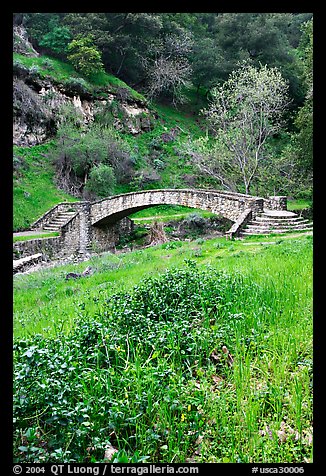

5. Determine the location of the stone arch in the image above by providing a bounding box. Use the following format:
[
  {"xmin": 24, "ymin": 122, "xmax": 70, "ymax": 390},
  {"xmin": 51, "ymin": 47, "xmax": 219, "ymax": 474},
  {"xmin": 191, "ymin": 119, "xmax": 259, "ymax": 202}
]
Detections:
[{"xmin": 90, "ymin": 189, "xmax": 264, "ymax": 226}]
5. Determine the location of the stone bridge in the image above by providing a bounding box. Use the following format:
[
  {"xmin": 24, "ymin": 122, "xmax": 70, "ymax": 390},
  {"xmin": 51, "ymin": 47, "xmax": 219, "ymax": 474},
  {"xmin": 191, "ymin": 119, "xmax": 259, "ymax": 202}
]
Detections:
[
  {"xmin": 90, "ymin": 189, "xmax": 264, "ymax": 225},
  {"xmin": 15, "ymin": 189, "xmax": 292, "ymax": 260}
]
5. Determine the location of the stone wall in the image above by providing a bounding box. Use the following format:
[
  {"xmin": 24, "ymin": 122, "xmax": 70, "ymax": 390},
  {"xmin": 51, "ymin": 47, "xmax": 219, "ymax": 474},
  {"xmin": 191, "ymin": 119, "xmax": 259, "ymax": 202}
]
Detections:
[
  {"xmin": 13, "ymin": 236, "xmax": 63, "ymax": 260},
  {"xmin": 91, "ymin": 217, "xmax": 134, "ymax": 252},
  {"xmin": 60, "ymin": 213, "xmax": 82, "ymax": 255},
  {"xmin": 264, "ymin": 196, "xmax": 288, "ymax": 210},
  {"xmin": 14, "ymin": 213, "xmax": 82, "ymax": 260},
  {"xmin": 13, "ymin": 253, "xmax": 43, "ymax": 274},
  {"xmin": 225, "ymin": 209, "xmax": 253, "ymax": 239},
  {"xmin": 13, "ymin": 215, "xmax": 134, "ymax": 260}
]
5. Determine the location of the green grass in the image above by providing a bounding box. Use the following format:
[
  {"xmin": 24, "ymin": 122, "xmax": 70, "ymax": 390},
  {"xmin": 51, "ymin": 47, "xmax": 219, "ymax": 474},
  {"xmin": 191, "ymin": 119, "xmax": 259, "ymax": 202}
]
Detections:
[
  {"xmin": 287, "ymin": 199, "xmax": 312, "ymax": 211},
  {"xmin": 13, "ymin": 232, "xmax": 59, "ymax": 243},
  {"xmin": 13, "ymin": 232, "xmax": 312, "ymax": 339},
  {"xmin": 13, "ymin": 231, "xmax": 60, "ymax": 242},
  {"xmin": 13, "ymin": 233, "xmax": 313, "ymax": 463},
  {"xmin": 14, "ymin": 53, "xmax": 77, "ymax": 82},
  {"xmin": 130, "ymin": 205, "xmax": 216, "ymax": 224},
  {"xmin": 120, "ymin": 100, "xmax": 206, "ymax": 190},
  {"xmin": 13, "ymin": 142, "xmax": 77, "ymax": 231},
  {"xmin": 13, "ymin": 53, "xmax": 146, "ymax": 102}
]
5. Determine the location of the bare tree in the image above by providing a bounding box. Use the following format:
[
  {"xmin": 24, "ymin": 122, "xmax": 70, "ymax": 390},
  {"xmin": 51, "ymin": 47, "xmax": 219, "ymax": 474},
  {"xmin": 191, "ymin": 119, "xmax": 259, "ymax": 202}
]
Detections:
[{"xmin": 144, "ymin": 32, "xmax": 193, "ymax": 105}]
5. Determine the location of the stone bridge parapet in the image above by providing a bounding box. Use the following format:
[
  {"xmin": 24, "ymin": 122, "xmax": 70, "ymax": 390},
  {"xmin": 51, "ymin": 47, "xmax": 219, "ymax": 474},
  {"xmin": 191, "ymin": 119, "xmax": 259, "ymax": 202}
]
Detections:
[{"xmin": 90, "ymin": 189, "xmax": 264, "ymax": 226}]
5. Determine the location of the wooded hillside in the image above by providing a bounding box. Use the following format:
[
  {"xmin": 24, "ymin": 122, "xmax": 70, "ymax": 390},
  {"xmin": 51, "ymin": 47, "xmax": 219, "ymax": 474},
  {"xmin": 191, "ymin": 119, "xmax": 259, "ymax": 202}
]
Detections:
[{"xmin": 13, "ymin": 12, "xmax": 313, "ymax": 228}]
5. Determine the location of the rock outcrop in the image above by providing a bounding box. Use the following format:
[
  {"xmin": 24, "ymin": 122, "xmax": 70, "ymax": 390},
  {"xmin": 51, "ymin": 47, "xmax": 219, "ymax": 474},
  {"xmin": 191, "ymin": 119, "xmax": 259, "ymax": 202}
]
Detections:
[
  {"xmin": 13, "ymin": 26, "xmax": 155, "ymax": 146},
  {"xmin": 13, "ymin": 25, "xmax": 39, "ymax": 57}
]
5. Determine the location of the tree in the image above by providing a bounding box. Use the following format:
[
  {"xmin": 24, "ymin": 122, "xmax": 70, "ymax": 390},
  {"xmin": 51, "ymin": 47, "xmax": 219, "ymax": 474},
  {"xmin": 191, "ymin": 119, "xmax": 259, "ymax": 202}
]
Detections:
[
  {"xmin": 67, "ymin": 35, "xmax": 104, "ymax": 78},
  {"xmin": 196, "ymin": 62, "xmax": 290, "ymax": 195},
  {"xmin": 144, "ymin": 31, "xmax": 193, "ymax": 105},
  {"xmin": 190, "ymin": 37, "xmax": 226, "ymax": 92},
  {"xmin": 191, "ymin": 13, "xmax": 310, "ymax": 108},
  {"xmin": 85, "ymin": 164, "xmax": 116, "ymax": 198},
  {"xmin": 294, "ymin": 19, "xmax": 313, "ymax": 174},
  {"xmin": 39, "ymin": 26, "xmax": 72, "ymax": 56},
  {"xmin": 63, "ymin": 13, "xmax": 163, "ymax": 83}
]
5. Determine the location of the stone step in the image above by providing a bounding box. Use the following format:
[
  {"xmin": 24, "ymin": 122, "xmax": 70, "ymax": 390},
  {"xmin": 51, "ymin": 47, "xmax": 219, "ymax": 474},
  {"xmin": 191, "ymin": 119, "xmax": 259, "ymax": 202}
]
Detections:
[
  {"xmin": 246, "ymin": 221, "xmax": 312, "ymax": 230},
  {"xmin": 52, "ymin": 214, "xmax": 76, "ymax": 220},
  {"xmin": 248, "ymin": 222, "xmax": 311, "ymax": 229},
  {"xmin": 262, "ymin": 209, "xmax": 297, "ymax": 218},
  {"xmin": 57, "ymin": 211, "xmax": 76, "ymax": 216},
  {"xmin": 239, "ymin": 206, "xmax": 313, "ymax": 237},
  {"xmin": 50, "ymin": 218, "xmax": 69, "ymax": 223},
  {"xmin": 255, "ymin": 215, "xmax": 305, "ymax": 223},
  {"xmin": 244, "ymin": 224, "xmax": 313, "ymax": 232},
  {"xmin": 50, "ymin": 218, "xmax": 71, "ymax": 224},
  {"xmin": 248, "ymin": 217, "xmax": 311, "ymax": 224},
  {"xmin": 240, "ymin": 226, "xmax": 313, "ymax": 236},
  {"xmin": 43, "ymin": 225, "xmax": 61, "ymax": 231},
  {"xmin": 42, "ymin": 211, "xmax": 77, "ymax": 231},
  {"xmin": 256, "ymin": 213, "xmax": 301, "ymax": 221}
]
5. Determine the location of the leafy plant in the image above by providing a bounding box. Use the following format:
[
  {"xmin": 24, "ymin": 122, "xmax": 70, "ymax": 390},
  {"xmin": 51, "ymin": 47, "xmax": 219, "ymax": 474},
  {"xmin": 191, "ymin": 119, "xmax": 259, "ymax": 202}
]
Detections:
[
  {"xmin": 39, "ymin": 26, "xmax": 72, "ymax": 56},
  {"xmin": 85, "ymin": 164, "xmax": 116, "ymax": 198},
  {"xmin": 14, "ymin": 241, "xmax": 313, "ymax": 463},
  {"xmin": 67, "ymin": 35, "xmax": 104, "ymax": 78}
]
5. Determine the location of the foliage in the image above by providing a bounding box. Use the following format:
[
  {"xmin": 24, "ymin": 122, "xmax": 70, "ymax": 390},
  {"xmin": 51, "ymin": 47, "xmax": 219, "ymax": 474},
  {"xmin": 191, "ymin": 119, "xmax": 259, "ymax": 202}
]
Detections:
[
  {"xmin": 192, "ymin": 13, "xmax": 309, "ymax": 107},
  {"xmin": 85, "ymin": 164, "xmax": 116, "ymax": 198},
  {"xmin": 13, "ymin": 78, "xmax": 54, "ymax": 131},
  {"xmin": 294, "ymin": 19, "xmax": 313, "ymax": 174},
  {"xmin": 146, "ymin": 56, "xmax": 192, "ymax": 105},
  {"xmin": 24, "ymin": 13, "xmax": 63, "ymax": 45},
  {"xmin": 13, "ymin": 52, "xmax": 143, "ymax": 103},
  {"xmin": 67, "ymin": 35, "xmax": 104, "ymax": 78},
  {"xmin": 51, "ymin": 114, "xmax": 133, "ymax": 197},
  {"xmin": 253, "ymin": 136, "xmax": 312, "ymax": 197},
  {"xmin": 197, "ymin": 62, "xmax": 290, "ymax": 194},
  {"xmin": 13, "ymin": 143, "xmax": 76, "ymax": 232},
  {"xmin": 144, "ymin": 31, "xmax": 193, "ymax": 105},
  {"xmin": 13, "ymin": 236, "xmax": 313, "ymax": 463},
  {"xmin": 23, "ymin": 13, "xmax": 312, "ymax": 110},
  {"xmin": 39, "ymin": 26, "xmax": 72, "ymax": 56}
]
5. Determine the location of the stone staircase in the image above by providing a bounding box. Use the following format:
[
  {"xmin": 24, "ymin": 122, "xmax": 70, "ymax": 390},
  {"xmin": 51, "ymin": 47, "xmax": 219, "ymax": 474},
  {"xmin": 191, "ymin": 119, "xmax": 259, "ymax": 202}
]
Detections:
[
  {"xmin": 42, "ymin": 210, "xmax": 77, "ymax": 232},
  {"xmin": 240, "ymin": 209, "xmax": 313, "ymax": 237}
]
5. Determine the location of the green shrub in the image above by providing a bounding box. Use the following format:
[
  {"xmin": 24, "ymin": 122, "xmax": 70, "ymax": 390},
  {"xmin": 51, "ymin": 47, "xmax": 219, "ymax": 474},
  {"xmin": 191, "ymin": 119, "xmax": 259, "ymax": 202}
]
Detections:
[
  {"xmin": 85, "ymin": 164, "xmax": 116, "ymax": 198},
  {"xmin": 62, "ymin": 77, "xmax": 90, "ymax": 96},
  {"xmin": 39, "ymin": 26, "xmax": 72, "ymax": 56},
  {"xmin": 13, "ymin": 265, "xmax": 245, "ymax": 462},
  {"xmin": 67, "ymin": 35, "xmax": 104, "ymax": 78},
  {"xmin": 52, "ymin": 121, "xmax": 132, "ymax": 195}
]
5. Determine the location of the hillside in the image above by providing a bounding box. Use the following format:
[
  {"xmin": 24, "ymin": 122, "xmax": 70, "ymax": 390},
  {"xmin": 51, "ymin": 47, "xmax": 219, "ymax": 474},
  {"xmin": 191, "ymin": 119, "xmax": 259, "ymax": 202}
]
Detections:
[{"xmin": 13, "ymin": 48, "xmax": 211, "ymax": 231}]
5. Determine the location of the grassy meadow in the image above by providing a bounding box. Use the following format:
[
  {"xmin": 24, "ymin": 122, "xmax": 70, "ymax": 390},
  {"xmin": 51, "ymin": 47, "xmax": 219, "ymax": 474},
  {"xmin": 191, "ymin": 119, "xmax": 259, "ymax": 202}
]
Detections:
[{"xmin": 13, "ymin": 232, "xmax": 313, "ymax": 463}]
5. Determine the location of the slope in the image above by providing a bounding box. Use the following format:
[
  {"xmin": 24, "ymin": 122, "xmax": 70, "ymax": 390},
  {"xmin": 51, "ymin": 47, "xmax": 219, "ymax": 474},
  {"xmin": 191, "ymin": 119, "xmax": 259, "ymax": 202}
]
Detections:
[{"xmin": 13, "ymin": 52, "xmax": 208, "ymax": 231}]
